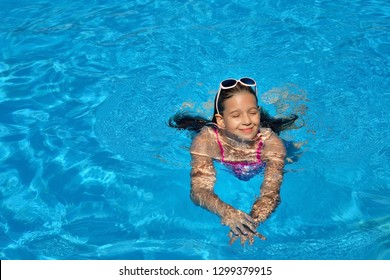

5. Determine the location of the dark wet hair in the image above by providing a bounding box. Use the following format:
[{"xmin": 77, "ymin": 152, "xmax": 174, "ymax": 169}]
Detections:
[{"xmin": 168, "ymin": 83, "xmax": 298, "ymax": 135}]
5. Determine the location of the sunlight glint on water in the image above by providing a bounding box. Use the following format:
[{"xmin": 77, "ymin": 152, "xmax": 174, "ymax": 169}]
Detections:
[{"xmin": 0, "ymin": 0, "xmax": 389, "ymax": 259}]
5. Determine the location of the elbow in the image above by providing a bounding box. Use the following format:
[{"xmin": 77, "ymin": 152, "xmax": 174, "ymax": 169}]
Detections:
[
  {"xmin": 190, "ymin": 188, "xmax": 211, "ymax": 207},
  {"xmin": 190, "ymin": 189, "xmax": 203, "ymax": 206},
  {"xmin": 190, "ymin": 190, "xmax": 200, "ymax": 205}
]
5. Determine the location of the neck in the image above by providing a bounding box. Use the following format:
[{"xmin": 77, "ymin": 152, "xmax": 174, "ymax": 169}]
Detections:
[{"xmin": 220, "ymin": 129, "xmax": 260, "ymax": 147}]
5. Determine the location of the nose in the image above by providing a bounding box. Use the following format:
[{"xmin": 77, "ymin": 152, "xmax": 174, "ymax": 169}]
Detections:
[{"xmin": 241, "ymin": 113, "xmax": 251, "ymax": 125}]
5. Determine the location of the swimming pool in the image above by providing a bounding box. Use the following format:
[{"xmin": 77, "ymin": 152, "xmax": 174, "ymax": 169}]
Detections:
[{"xmin": 0, "ymin": 0, "xmax": 389, "ymax": 260}]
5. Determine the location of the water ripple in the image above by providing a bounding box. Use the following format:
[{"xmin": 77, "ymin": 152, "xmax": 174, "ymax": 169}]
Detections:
[{"xmin": 0, "ymin": 0, "xmax": 389, "ymax": 260}]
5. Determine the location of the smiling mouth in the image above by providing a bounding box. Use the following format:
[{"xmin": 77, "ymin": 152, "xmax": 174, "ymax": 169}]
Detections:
[{"xmin": 240, "ymin": 127, "xmax": 253, "ymax": 133}]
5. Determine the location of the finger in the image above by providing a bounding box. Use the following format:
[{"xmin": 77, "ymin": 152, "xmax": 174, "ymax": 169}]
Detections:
[
  {"xmin": 229, "ymin": 235, "xmax": 239, "ymax": 246},
  {"xmin": 255, "ymin": 232, "xmax": 266, "ymax": 240},
  {"xmin": 249, "ymin": 235, "xmax": 255, "ymax": 245},
  {"xmin": 243, "ymin": 213, "xmax": 256, "ymax": 225},
  {"xmin": 230, "ymin": 226, "xmax": 240, "ymax": 236},
  {"xmin": 228, "ymin": 230, "xmax": 239, "ymax": 238},
  {"xmin": 242, "ymin": 215, "xmax": 257, "ymax": 233},
  {"xmin": 240, "ymin": 235, "xmax": 247, "ymax": 246},
  {"xmin": 237, "ymin": 224, "xmax": 249, "ymax": 235},
  {"xmin": 243, "ymin": 222, "xmax": 257, "ymax": 234}
]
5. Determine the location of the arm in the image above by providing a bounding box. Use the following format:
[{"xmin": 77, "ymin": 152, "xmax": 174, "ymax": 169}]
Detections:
[
  {"xmin": 190, "ymin": 153, "xmax": 231, "ymax": 217},
  {"xmin": 250, "ymin": 132, "xmax": 286, "ymax": 226},
  {"xmin": 190, "ymin": 129, "xmax": 256, "ymax": 236}
]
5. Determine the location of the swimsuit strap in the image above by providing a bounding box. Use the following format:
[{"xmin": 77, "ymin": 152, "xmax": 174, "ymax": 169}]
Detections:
[
  {"xmin": 256, "ymin": 134, "xmax": 263, "ymax": 163},
  {"xmin": 214, "ymin": 128, "xmax": 225, "ymax": 161}
]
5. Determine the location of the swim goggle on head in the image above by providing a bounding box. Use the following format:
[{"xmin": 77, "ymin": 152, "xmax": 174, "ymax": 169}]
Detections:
[{"xmin": 215, "ymin": 77, "xmax": 257, "ymax": 115}]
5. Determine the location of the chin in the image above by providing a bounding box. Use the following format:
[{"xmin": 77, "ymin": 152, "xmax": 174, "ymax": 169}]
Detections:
[
  {"xmin": 237, "ymin": 129, "xmax": 259, "ymax": 140},
  {"xmin": 237, "ymin": 132, "xmax": 257, "ymax": 141},
  {"xmin": 242, "ymin": 135, "xmax": 257, "ymax": 141}
]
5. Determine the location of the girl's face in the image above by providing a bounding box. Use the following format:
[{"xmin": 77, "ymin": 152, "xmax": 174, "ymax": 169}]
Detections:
[{"xmin": 216, "ymin": 91, "xmax": 260, "ymax": 141}]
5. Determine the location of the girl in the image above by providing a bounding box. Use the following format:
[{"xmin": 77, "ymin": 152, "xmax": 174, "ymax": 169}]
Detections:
[{"xmin": 168, "ymin": 78, "xmax": 298, "ymax": 245}]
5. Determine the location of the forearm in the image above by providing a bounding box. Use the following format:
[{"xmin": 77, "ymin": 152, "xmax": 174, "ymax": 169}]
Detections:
[
  {"xmin": 190, "ymin": 182, "xmax": 235, "ymax": 218},
  {"xmin": 250, "ymin": 130, "xmax": 286, "ymax": 225},
  {"xmin": 250, "ymin": 168, "xmax": 283, "ymax": 225},
  {"xmin": 190, "ymin": 150, "xmax": 235, "ymax": 218}
]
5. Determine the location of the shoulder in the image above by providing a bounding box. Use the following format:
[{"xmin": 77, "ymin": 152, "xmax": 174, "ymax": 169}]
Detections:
[
  {"xmin": 260, "ymin": 128, "xmax": 286, "ymax": 157},
  {"xmin": 192, "ymin": 126, "xmax": 216, "ymax": 143},
  {"xmin": 190, "ymin": 126, "xmax": 218, "ymax": 156},
  {"xmin": 259, "ymin": 127, "xmax": 274, "ymax": 141}
]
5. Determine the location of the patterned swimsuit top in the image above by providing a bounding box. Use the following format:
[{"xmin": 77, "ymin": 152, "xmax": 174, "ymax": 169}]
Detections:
[{"xmin": 214, "ymin": 128, "xmax": 265, "ymax": 181}]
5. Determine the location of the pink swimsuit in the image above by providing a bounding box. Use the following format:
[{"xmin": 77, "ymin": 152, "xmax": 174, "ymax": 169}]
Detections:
[{"xmin": 214, "ymin": 129, "xmax": 265, "ymax": 181}]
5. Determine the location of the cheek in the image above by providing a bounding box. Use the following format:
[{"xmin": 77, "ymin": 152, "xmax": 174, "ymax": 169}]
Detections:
[{"xmin": 226, "ymin": 118, "xmax": 241, "ymax": 128}]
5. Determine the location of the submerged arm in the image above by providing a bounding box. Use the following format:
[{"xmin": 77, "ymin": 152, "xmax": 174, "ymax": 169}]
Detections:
[
  {"xmin": 190, "ymin": 153, "xmax": 256, "ymax": 235},
  {"xmin": 250, "ymin": 132, "xmax": 286, "ymax": 225},
  {"xmin": 190, "ymin": 129, "xmax": 257, "ymax": 236},
  {"xmin": 190, "ymin": 153, "xmax": 228, "ymax": 216}
]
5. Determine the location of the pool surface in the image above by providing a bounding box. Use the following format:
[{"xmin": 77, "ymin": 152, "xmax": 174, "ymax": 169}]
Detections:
[{"xmin": 0, "ymin": 0, "xmax": 389, "ymax": 259}]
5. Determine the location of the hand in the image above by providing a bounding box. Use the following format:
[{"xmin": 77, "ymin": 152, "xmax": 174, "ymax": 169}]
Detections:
[
  {"xmin": 228, "ymin": 230, "xmax": 266, "ymax": 246},
  {"xmin": 221, "ymin": 209, "xmax": 257, "ymax": 236}
]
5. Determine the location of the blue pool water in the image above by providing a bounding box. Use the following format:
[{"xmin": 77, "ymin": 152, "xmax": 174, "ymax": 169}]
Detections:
[{"xmin": 0, "ymin": 0, "xmax": 389, "ymax": 260}]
